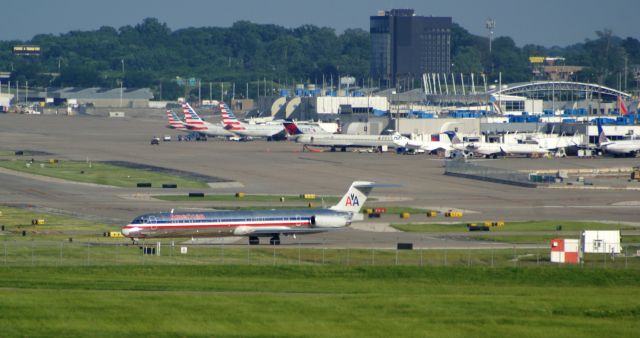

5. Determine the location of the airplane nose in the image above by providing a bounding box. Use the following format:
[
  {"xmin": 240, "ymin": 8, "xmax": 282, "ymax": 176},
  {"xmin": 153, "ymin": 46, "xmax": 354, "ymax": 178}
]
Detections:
[{"xmin": 121, "ymin": 227, "xmax": 130, "ymax": 237}]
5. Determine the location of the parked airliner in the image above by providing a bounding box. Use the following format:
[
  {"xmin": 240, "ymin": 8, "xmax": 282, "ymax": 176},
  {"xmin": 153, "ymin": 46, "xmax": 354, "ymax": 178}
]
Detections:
[
  {"xmin": 220, "ymin": 102, "xmax": 285, "ymax": 140},
  {"xmin": 598, "ymin": 123, "xmax": 640, "ymax": 156},
  {"xmin": 182, "ymin": 102, "xmax": 236, "ymax": 138},
  {"xmin": 122, "ymin": 181, "xmax": 381, "ymax": 245}
]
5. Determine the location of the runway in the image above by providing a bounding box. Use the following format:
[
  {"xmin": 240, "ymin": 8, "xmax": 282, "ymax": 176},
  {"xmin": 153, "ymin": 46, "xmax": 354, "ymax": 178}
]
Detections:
[{"xmin": 0, "ymin": 114, "xmax": 638, "ymax": 247}]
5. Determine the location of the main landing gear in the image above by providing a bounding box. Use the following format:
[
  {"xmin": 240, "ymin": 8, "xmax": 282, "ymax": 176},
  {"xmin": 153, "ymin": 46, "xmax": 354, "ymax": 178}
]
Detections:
[
  {"xmin": 247, "ymin": 235, "xmax": 281, "ymax": 245},
  {"xmin": 269, "ymin": 235, "xmax": 281, "ymax": 245}
]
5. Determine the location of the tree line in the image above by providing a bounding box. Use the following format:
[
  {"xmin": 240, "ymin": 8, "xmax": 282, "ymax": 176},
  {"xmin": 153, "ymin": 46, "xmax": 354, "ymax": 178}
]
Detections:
[{"xmin": 0, "ymin": 17, "xmax": 638, "ymax": 100}]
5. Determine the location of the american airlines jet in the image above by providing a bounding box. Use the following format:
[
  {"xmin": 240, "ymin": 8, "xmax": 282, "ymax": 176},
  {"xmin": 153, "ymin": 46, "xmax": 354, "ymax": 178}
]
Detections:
[
  {"xmin": 166, "ymin": 110, "xmax": 186, "ymax": 130},
  {"xmin": 220, "ymin": 103, "xmax": 285, "ymax": 140},
  {"xmin": 181, "ymin": 102, "xmax": 236, "ymax": 138},
  {"xmin": 122, "ymin": 181, "xmax": 381, "ymax": 245}
]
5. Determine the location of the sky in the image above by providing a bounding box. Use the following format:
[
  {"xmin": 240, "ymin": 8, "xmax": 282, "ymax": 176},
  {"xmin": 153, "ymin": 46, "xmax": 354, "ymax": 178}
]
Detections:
[{"xmin": 1, "ymin": 0, "xmax": 638, "ymax": 47}]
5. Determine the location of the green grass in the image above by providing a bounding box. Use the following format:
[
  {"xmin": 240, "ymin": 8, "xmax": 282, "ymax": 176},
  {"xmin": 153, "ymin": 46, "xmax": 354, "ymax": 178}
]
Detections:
[
  {"xmin": 0, "ymin": 266, "xmax": 639, "ymax": 337},
  {"xmin": 0, "ymin": 150, "xmax": 14, "ymax": 156},
  {"xmin": 0, "ymin": 206, "xmax": 116, "ymax": 239},
  {"xmin": 474, "ymin": 234, "xmax": 640, "ymax": 245},
  {"xmin": 0, "ymin": 160, "xmax": 209, "ymax": 188},
  {"xmin": 392, "ymin": 220, "xmax": 637, "ymax": 233},
  {"xmin": 154, "ymin": 194, "xmax": 341, "ymax": 204}
]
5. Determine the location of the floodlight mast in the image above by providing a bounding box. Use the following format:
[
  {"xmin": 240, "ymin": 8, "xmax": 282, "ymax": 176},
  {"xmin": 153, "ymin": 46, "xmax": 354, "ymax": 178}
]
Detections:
[{"xmin": 486, "ymin": 19, "xmax": 495, "ymax": 54}]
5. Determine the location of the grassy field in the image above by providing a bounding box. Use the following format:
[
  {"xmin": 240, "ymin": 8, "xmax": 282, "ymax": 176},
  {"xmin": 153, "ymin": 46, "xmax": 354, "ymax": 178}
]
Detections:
[
  {"xmin": 0, "ymin": 265, "xmax": 638, "ymax": 337},
  {"xmin": 0, "ymin": 159, "xmax": 209, "ymax": 188},
  {"xmin": 0, "ymin": 205, "xmax": 116, "ymax": 239},
  {"xmin": 0, "ymin": 150, "xmax": 14, "ymax": 156},
  {"xmin": 392, "ymin": 220, "xmax": 637, "ymax": 233}
]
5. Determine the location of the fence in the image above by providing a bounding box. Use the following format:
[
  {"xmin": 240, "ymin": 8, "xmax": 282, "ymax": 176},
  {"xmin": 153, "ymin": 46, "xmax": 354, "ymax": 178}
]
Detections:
[
  {"xmin": 444, "ymin": 159, "xmax": 538, "ymax": 187},
  {"xmin": 1, "ymin": 240, "xmax": 638, "ymax": 269}
]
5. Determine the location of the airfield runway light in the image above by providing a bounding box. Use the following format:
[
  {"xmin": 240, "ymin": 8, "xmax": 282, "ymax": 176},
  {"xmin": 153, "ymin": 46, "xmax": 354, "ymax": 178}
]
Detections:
[
  {"xmin": 235, "ymin": 192, "xmax": 245, "ymax": 198},
  {"xmin": 426, "ymin": 211, "xmax": 439, "ymax": 217},
  {"xmin": 445, "ymin": 210, "xmax": 463, "ymax": 218}
]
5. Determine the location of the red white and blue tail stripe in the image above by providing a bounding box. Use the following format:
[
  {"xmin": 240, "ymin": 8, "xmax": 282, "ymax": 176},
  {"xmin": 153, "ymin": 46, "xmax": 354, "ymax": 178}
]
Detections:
[
  {"xmin": 220, "ymin": 102, "xmax": 245, "ymax": 131},
  {"xmin": 182, "ymin": 102, "xmax": 208, "ymax": 131},
  {"xmin": 166, "ymin": 110, "xmax": 186, "ymax": 129}
]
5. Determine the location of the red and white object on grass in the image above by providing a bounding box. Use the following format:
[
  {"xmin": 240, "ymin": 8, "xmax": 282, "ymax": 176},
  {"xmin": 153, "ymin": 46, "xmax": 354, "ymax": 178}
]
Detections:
[{"xmin": 550, "ymin": 239, "xmax": 580, "ymax": 264}]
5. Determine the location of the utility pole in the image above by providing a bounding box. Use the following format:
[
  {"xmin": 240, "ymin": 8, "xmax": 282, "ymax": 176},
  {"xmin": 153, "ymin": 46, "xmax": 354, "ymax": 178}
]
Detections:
[
  {"xmin": 624, "ymin": 55, "xmax": 628, "ymax": 92},
  {"xmin": 120, "ymin": 59, "xmax": 124, "ymax": 108}
]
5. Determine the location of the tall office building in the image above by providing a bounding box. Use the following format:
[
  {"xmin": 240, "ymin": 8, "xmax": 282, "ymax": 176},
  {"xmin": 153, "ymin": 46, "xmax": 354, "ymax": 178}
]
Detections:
[{"xmin": 370, "ymin": 9, "xmax": 452, "ymax": 87}]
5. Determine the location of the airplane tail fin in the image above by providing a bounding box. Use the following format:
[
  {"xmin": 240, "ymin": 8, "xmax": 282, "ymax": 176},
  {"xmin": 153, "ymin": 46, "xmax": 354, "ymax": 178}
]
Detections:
[
  {"xmin": 283, "ymin": 120, "xmax": 303, "ymax": 135},
  {"xmin": 597, "ymin": 120, "xmax": 609, "ymax": 145},
  {"xmin": 220, "ymin": 102, "xmax": 244, "ymax": 130},
  {"xmin": 618, "ymin": 96, "xmax": 629, "ymax": 116},
  {"xmin": 182, "ymin": 102, "xmax": 207, "ymax": 130},
  {"xmin": 444, "ymin": 131, "xmax": 461, "ymax": 144},
  {"xmin": 167, "ymin": 110, "xmax": 186, "ymax": 129},
  {"xmin": 330, "ymin": 181, "xmax": 376, "ymax": 213}
]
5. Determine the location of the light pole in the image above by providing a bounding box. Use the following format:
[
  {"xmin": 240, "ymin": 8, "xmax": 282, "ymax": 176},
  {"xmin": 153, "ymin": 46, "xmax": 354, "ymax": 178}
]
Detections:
[
  {"xmin": 486, "ymin": 19, "xmax": 495, "ymax": 54},
  {"xmin": 120, "ymin": 59, "xmax": 124, "ymax": 108}
]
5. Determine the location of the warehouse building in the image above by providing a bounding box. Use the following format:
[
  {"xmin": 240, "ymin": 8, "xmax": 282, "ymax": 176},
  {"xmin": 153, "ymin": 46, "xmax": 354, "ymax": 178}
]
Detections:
[{"xmin": 42, "ymin": 87, "xmax": 153, "ymax": 108}]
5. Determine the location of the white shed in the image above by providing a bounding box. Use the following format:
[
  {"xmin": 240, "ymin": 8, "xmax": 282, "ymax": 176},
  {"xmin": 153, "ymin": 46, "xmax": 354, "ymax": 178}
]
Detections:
[{"xmin": 581, "ymin": 230, "xmax": 621, "ymax": 254}]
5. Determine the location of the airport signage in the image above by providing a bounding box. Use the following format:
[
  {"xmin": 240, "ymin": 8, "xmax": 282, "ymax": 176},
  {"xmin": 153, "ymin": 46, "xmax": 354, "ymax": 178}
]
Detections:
[
  {"xmin": 528, "ymin": 56, "xmax": 545, "ymax": 64},
  {"xmin": 13, "ymin": 45, "xmax": 40, "ymax": 56}
]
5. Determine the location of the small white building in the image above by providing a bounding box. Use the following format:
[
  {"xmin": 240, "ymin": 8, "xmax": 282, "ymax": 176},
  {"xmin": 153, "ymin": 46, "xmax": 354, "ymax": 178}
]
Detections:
[
  {"xmin": 491, "ymin": 94, "xmax": 544, "ymax": 115},
  {"xmin": 581, "ymin": 230, "xmax": 621, "ymax": 254}
]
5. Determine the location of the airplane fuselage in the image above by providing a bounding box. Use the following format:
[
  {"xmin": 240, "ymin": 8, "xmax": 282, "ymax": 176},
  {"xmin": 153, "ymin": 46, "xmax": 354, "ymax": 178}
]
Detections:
[
  {"xmin": 122, "ymin": 208, "xmax": 353, "ymax": 239},
  {"xmin": 228, "ymin": 124, "xmax": 285, "ymax": 138},
  {"xmin": 295, "ymin": 134, "xmax": 406, "ymax": 149},
  {"xmin": 601, "ymin": 140, "xmax": 640, "ymax": 155}
]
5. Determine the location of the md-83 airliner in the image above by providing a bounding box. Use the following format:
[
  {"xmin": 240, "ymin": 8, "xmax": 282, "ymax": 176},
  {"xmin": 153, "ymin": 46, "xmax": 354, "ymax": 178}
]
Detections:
[{"xmin": 122, "ymin": 181, "xmax": 382, "ymax": 245}]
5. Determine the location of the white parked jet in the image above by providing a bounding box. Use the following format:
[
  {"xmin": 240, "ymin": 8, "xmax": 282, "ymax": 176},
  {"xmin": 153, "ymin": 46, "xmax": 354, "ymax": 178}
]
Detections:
[
  {"xmin": 450, "ymin": 133, "xmax": 549, "ymax": 158},
  {"xmin": 220, "ymin": 102, "xmax": 285, "ymax": 140},
  {"xmin": 393, "ymin": 133, "xmax": 456, "ymax": 153},
  {"xmin": 294, "ymin": 131, "xmax": 410, "ymax": 152},
  {"xmin": 598, "ymin": 123, "xmax": 640, "ymax": 156}
]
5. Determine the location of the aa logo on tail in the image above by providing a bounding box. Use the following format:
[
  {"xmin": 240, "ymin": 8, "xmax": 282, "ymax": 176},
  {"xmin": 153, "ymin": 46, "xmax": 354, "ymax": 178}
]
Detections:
[{"xmin": 345, "ymin": 193, "xmax": 360, "ymax": 207}]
